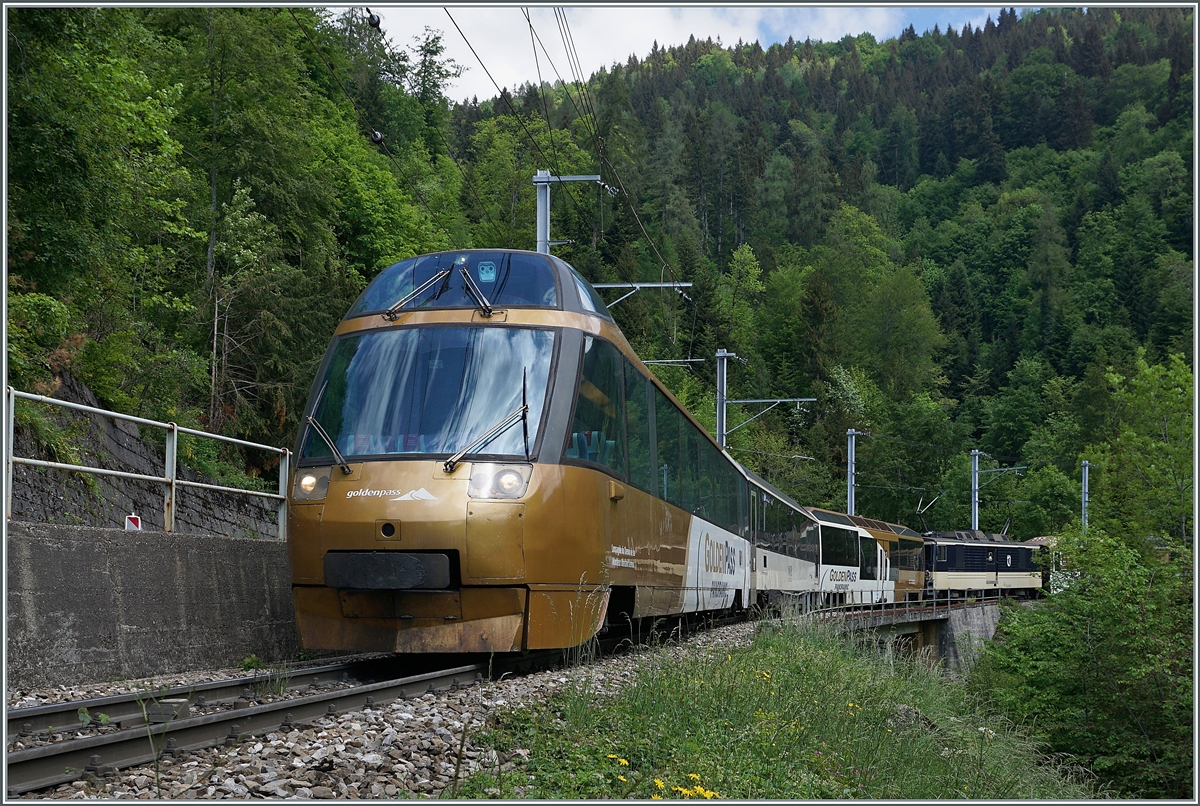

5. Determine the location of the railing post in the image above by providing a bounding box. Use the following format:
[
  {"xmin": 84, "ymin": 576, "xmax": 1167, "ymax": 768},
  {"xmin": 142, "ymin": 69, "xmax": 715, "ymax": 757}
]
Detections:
[
  {"xmin": 164, "ymin": 423, "xmax": 177, "ymax": 532},
  {"xmin": 277, "ymin": 450, "xmax": 290, "ymax": 542},
  {"xmin": 5, "ymin": 386, "xmax": 15, "ymax": 520}
]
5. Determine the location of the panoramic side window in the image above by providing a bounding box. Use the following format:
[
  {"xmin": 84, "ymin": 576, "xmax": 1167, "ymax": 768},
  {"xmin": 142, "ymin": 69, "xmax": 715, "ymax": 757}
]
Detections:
[
  {"xmin": 568, "ymin": 265, "xmax": 613, "ymax": 320},
  {"xmin": 564, "ymin": 337, "xmax": 626, "ymax": 476},
  {"xmin": 796, "ymin": 514, "xmax": 820, "ymax": 565},
  {"xmin": 624, "ymin": 361, "xmax": 655, "ymax": 492},
  {"xmin": 654, "ymin": 386, "xmax": 702, "ymax": 512},
  {"xmin": 821, "ymin": 525, "xmax": 859, "ymax": 567},
  {"xmin": 859, "ymin": 535, "xmax": 878, "ymax": 580}
]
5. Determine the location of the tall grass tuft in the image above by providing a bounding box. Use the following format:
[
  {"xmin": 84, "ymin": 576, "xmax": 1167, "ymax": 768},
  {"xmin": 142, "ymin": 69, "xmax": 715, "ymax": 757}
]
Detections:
[{"xmin": 455, "ymin": 612, "xmax": 1106, "ymax": 799}]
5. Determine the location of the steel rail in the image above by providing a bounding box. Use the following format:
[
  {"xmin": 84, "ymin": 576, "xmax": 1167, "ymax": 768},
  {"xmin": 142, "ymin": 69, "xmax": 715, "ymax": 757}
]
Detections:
[
  {"xmin": 7, "ymin": 660, "xmax": 373, "ymax": 738},
  {"xmin": 5, "ymin": 663, "xmax": 489, "ymax": 796}
]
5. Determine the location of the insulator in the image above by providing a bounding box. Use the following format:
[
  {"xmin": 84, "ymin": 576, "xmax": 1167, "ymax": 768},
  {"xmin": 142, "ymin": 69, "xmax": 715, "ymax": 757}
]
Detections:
[
  {"xmin": 370, "ymin": 130, "xmax": 384, "ymax": 145},
  {"xmin": 368, "ymin": 13, "xmax": 381, "ymax": 29}
]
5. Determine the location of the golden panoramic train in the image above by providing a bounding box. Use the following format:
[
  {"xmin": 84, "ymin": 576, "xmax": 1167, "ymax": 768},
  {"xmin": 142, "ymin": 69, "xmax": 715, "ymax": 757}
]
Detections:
[{"xmin": 286, "ymin": 249, "xmax": 1038, "ymax": 654}]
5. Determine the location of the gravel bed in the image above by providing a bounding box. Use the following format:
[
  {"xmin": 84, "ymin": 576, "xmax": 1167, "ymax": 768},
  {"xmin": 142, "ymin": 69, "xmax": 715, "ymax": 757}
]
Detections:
[{"xmin": 12, "ymin": 622, "xmax": 757, "ymax": 799}]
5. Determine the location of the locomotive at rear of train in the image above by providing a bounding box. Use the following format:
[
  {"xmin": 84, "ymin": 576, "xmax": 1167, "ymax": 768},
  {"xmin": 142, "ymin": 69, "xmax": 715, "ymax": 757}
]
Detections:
[
  {"xmin": 922, "ymin": 530, "xmax": 1042, "ymax": 599},
  {"xmin": 286, "ymin": 248, "xmax": 1037, "ymax": 655}
]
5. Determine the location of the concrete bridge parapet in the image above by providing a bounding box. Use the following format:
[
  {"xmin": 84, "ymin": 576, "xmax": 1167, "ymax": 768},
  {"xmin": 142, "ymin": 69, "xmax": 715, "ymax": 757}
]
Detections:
[{"xmin": 814, "ymin": 600, "xmax": 1004, "ymax": 673}]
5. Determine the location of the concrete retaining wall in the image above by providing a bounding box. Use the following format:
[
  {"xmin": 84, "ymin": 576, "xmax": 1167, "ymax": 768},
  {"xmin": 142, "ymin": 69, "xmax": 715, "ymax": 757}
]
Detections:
[{"xmin": 6, "ymin": 522, "xmax": 298, "ymax": 691}]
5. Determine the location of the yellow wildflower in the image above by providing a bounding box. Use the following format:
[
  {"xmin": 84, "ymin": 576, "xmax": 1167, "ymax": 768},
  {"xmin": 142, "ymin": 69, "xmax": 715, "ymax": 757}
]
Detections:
[
  {"xmin": 655, "ymin": 779, "xmax": 665, "ymax": 790},
  {"xmin": 607, "ymin": 754, "xmax": 618, "ymax": 759},
  {"xmin": 651, "ymin": 796, "xmax": 662, "ymax": 801},
  {"xmin": 688, "ymin": 773, "xmax": 702, "ymax": 781},
  {"xmin": 618, "ymin": 758, "xmax": 629, "ymax": 766},
  {"xmin": 618, "ymin": 775, "xmax": 626, "ymax": 782}
]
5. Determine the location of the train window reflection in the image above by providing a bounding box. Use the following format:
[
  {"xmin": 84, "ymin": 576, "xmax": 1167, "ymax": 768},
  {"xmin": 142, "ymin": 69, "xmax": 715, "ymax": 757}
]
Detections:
[
  {"xmin": 302, "ymin": 327, "xmax": 555, "ymax": 461},
  {"xmin": 565, "ymin": 337, "xmax": 626, "ymax": 475},
  {"xmin": 624, "ymin": 360, "xmax": 655, "ymax": 491},
  {"xmin": 346, "ymin": 252, "xmax": 559, "ymax": 317},
  {"xmin": 569, "ymin": 266, "xmax": 613, "ymax": 321},
  {"xmin": 859, "ymin": 535, "xmax": 878, "ymax": 580},
  {"xmin": 821, "ymin": 525, "xmax": 859, "ymax": 567}
]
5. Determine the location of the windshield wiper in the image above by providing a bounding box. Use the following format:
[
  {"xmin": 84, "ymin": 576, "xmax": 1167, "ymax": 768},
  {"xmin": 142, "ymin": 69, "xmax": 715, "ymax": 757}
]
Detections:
[
  {"xmin": 299, "ymin": 382, "xmax": 351, "ymax": 474},
  {"xmin": 520, "ymin": 368, "xmax": 529, "ymax": 460},
  {"xmin": 383, "ymin": 269, "xmax": 452, "ymax": 321},
  {"xmin": 305, "ymin": 414, "xmax": 353, "ymax": 475},
  {"xmin": 459, "ymin": 267, "xmax": 493, "ymax": 318},
  {"xmin": 443, "ymin": 381, "xmax": 529, "ymax": 473}
]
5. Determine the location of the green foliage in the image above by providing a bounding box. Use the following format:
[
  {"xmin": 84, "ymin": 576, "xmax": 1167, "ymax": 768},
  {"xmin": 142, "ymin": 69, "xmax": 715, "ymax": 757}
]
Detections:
[
  {"xmin": 239, "ymin": 654, "xmax": 267, "ymax": 672},
  {"xmin": 972, "ymin": 354, "xmax": 1193, "ymax": 798},
  {"xmin": 457, "ymin": 619, "xmax": 1101, "ymax": 799},
  {"xmin": 6, "ymin": 292, "xmax": 72, "ymax": 390},
  {"xmin": 972, "ymin": 529, "xmax": 1192, "ymax": 797},
  {"xmin": 1089, "ymin": 352, "xmax": 1193, "ymax": 548}
]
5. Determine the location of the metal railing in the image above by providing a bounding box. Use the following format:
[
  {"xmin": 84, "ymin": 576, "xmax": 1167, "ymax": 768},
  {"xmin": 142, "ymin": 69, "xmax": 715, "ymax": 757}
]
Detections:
[{"xmin": 5, "ymin": 387, "xmax": 290, "ymax": 541}]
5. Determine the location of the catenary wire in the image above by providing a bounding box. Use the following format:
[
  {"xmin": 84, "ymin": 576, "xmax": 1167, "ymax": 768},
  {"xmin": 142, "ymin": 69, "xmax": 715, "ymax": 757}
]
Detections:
[{"xmin": 443, "ymin": 7, "xmax": 597, "ymax": 229}]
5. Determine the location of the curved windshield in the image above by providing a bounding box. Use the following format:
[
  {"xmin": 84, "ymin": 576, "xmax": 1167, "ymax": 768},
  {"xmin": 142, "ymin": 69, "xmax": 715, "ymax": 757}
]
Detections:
[
  {"xmin": 348, "ymin": 252, "xmax": 559, "ymax": 317},
  {"xmin": 302, "ymin": 327, "xmax": 556, "ymax": 461},
  {"xmin": 569, "ymin": 266, "xmax": 613, "ymax": 321}
]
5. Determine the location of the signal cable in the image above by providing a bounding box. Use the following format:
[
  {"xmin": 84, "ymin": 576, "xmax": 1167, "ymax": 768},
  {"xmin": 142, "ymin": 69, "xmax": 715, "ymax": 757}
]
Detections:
[
  {"xmin": 522, "ymin": 7, "xmax": 565, "ymax": 175},
  {"xmin": 287, "ymin": 8, "xmax": 459, "ymax": 248},
  {"xmin": 357, "ymin": 8, "xmax": 502, "ymax": 239},
  {"xmin": 555, "ymin": 9, "xmax": 600, "ymax": 133}
]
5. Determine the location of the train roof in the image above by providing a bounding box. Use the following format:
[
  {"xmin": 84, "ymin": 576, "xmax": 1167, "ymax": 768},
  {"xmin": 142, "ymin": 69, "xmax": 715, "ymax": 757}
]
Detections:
[
  {"xmin": 731, "ymin": 459, "xmax": 809, "ymax": 516},
  {"xmin": 847, "ymin": 514, "xmax": 923, "ymax": 538},
  {"xmin": 924, "ymin": 530, "xmax": 1031, "ymax": 546},
  {"xmin": 806, "ymin": 507, "xmax": 922, "ymax": 538}
]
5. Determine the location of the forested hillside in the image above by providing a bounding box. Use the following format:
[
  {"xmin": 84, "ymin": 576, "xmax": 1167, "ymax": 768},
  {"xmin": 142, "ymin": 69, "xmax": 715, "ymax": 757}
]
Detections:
[
  {"xmin": 6, "ymin": 7, "xmax": 1193, "ymax": 796},
  {"xmin": 8, "ymin": 6, "xmax": 1191, "ymax": 529}
]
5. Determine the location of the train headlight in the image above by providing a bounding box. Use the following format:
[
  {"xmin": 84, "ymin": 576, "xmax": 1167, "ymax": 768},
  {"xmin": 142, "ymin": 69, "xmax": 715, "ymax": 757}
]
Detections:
[
  {"xmin": 293, "ymin": 466, "xmax": 331, "ymax": 501},
  {"xmin": 468, "ymin": 463, "xmax": 533, "ymax": 499}
]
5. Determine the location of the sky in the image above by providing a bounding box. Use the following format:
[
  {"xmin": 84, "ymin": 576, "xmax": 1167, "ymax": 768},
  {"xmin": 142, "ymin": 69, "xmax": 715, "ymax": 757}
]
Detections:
[{"xmin": 369, "ymin": 5, "xmax": 1008, "ymax": 103}]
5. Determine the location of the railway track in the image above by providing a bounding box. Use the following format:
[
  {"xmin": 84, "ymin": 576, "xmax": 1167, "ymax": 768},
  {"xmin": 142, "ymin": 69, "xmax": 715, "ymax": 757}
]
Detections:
[
  {"xmin": 8, "ymin": 659, "xmax": 380, "ymax": 740},
  {"xmin": 5, "ymin": 609, "xmax": 748, "ymax": 797},
  {"xmin": 4, "ymin": 647, "xmax": 585, "ymax": 797}
]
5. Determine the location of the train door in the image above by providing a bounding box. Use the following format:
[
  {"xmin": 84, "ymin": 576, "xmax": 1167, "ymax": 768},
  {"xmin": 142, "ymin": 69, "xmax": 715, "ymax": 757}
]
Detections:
[
  {"xmin": 749, "ymin": 487, "xmax": 763, "ymax": 605},
  {"xmin": 985, "ymin": 545, "xmax": 998, "ymax": 594},
  {"xmin": 878, "ymin": 541, "xmax": 889, "ymax": 602}
]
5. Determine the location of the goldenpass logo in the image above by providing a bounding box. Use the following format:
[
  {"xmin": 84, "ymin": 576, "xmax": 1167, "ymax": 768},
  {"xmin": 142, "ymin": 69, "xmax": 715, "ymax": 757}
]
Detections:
[{"xmin": 345, "ymin": 488, "xmax": 404, "ymax": 499}]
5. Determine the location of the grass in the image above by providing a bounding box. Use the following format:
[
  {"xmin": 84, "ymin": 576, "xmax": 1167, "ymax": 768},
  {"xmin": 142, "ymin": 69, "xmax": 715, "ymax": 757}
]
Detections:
[{"xmin": 453, "ymin": 615, "xmax": 1106, "ymax": 800}]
